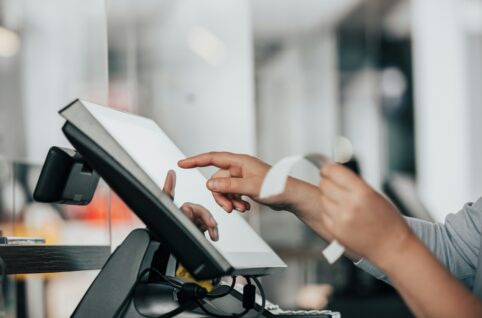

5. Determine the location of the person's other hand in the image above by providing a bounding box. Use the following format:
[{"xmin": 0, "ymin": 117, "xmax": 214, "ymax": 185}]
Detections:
[
  {"xmin": 163, "ymin": 170, "xmax": 219, "ymax": 241},
  {"xmin": 178, "ymin": 152, "xmax": 296, "ymax": 213},
  {"xmin": 318, "ymin": 163, "xmax": 414, "ymax": 265}
]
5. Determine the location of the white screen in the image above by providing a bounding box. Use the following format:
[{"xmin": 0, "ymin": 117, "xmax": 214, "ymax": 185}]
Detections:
[{"xmin": 81, "ymin": 101, "xmax": 284, "ymax": 268}]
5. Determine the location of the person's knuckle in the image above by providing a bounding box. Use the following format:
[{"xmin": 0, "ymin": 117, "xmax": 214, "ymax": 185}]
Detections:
[
  {"xmin": 222, "ymin": 178, "xmax": 231, "ymax": 190},
  {"xmin": 320, "ymin": 165, "xmax": 329, "ymax": 175},
  {"xmin": 340, "ymin": 210, "xmax": 353, "ymax": 223},
  {"xmin": 319, "ymin": 182, "xmax": 327, "ymax": 194},
  {"xmin": 190, "ymin": 203, "xmax": 201, "ymax": 210},
  {"xmin": 321, "ymin": 196, "xmax": 330, "ymax": 208},
  {"xmin": 333, "ymin": 163, "xmax": 346, "ymax": 174},
  {"xmin": 240, "ymin": 154, "xmax": 251, "ymax": 160},
  {"xmin": 346, "ymin": 198, "xmax": 359, "ymax": 212}
]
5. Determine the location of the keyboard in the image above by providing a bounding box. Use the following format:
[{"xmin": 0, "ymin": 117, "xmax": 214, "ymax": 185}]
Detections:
[{"xmin": 228, "ymin": 283, "xmax": 341, "ymax": 318}]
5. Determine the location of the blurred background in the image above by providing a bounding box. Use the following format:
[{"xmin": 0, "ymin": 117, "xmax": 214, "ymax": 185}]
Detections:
[{"xmin": 1, "ymin": 0, "xmax": 482, "ymax": 317}]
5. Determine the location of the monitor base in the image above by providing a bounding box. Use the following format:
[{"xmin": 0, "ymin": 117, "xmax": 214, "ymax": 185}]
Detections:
[{"xmin": 71, "ymin": 228, "xmax": 185, "ymax": 318}]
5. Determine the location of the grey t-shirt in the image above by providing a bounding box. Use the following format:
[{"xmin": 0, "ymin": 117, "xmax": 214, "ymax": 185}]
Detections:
[{"xmin": 356, "ymin": 197, "xmax": 482, "ymax": 297}]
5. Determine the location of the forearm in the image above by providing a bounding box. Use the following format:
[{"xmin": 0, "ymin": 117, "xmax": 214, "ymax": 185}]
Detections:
[
  {"xmin": 358, "ymin": 210, "xmax": 482, "ymax": 287},
  {"xmin": 375, "ymin": 234, "xmax": 482, "ymax": 318}
]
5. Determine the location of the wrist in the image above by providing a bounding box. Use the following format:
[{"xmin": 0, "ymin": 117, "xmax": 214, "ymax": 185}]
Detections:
[
  {"xmin": 262, "ymin": 177, "xmax": 302, "ymax": 212},
  {"xmin": 282, "ymin": 177, "xmax": 318, "ymax": 213},
  {"xmin": 371, "ymin": 229, "xmax": 419, "ymax": 273}
]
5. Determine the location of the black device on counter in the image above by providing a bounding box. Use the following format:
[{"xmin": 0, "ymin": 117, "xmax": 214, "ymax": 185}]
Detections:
[
  {"xmin": 33, "ymin": 146, "xmax": 99, "ymax": 205},
  {"xmin": 59, "ymin": 99, "xmax": 285, "ymax": 280},
  {"xmin": 36, "ymin": 99, "xmax": 339, "ymax": 318}
]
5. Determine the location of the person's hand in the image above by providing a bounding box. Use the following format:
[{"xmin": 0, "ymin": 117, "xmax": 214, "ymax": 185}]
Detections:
[
  {"xmin": 163, "ymin": 170, "xmax": 219, "ymax": 241},
  {"xmin": 318, "ymin": 163, "xmax": 414, "ymax": 265},
  {"xmin": 178, "ymin": 152, "xmax": 299, "ymax": 213}
]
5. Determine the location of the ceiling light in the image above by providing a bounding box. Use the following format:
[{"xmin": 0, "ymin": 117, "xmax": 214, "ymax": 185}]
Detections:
[{"xmin": 187, "ymin": 26, "xmax": 225, "ymax": 65}]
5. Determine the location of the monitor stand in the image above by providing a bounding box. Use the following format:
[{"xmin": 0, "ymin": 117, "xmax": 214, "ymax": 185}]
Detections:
[{"xmin": 71, "ymin": 228, "xmax": 191, "ymax": 318}]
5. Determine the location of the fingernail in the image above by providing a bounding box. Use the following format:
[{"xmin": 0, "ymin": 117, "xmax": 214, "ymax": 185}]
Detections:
[{"xmin": 207, "ymin": 179, "xmax": 217, "ymax": 190}]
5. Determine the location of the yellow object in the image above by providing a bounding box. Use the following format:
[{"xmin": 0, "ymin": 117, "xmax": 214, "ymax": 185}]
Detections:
[{"xmin": 176, "ymin": 264, "xmax": 214, "ymax": 292}]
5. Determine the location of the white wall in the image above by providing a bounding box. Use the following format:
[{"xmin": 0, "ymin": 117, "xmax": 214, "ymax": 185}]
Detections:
[{"xmin": 411, "ymin": 0, "xmax": 481, "ymax": 221}]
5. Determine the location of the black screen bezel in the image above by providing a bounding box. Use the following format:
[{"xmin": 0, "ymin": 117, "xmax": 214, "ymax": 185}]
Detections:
[{"xmin": 62, "ymin": 122, "xmax": 232, "ymax": 279}]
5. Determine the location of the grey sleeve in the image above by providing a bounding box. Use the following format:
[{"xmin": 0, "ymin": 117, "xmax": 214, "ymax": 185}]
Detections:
[{"xmin": 355, "ymin": 198, "xmax": 482, "ymax": 289}]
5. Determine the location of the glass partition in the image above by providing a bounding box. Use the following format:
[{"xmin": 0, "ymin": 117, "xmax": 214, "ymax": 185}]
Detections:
[
  {"xmin": 0, "ymin": 1, "xmax": 110, "ymax": 316},
  {"xmin": 0, "ymin": 0, "xmax": 110, "ymax": 246}
]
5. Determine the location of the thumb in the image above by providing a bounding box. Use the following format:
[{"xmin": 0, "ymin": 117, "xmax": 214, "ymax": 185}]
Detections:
[
  {"xmin": 162, "ymin": 170, "xmax": 176, "ymax": 200},
  {"xmin": 206, "ymin": 177, "xmax": 260, "ymax": 197}
]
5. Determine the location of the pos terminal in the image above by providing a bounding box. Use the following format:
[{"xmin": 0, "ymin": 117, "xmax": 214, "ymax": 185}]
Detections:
[{"xmin": 34, "ymin": 100, "xmax": 340, "ymax": 318}]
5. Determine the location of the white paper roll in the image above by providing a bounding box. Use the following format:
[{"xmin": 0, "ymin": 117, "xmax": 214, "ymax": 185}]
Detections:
[
  {"xmin": 322, "ymin": 239, "xmax": 345, "ymax": 264},
  {"xmin": 259, "ymin": 155, "xmax": 303, "ymax": 199}
]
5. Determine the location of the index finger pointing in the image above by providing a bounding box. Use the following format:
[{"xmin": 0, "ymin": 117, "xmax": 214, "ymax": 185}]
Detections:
[{"xmin": 178, "ymin": 152, "xmax": 240, "ymax": 170}]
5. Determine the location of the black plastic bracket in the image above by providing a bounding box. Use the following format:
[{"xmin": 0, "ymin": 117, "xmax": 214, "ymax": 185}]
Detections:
[{"xmin": 71, "ymin": 228, "xmax": 181, "ymax": 317}]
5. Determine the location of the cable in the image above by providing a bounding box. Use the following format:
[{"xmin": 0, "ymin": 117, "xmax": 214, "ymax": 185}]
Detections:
[
  {"xmin": 115, "ymin": 271, "xmax": 266, "ymax": 318},
  {"xmin": 207, "ymin": 276, "xmax": 237, "ymax": 299},
  {"xmin": 144, "ymin": 267, "xmax": 183, "ymax": 288},
  {"xmin": 251, "ymin": 277, "xmax": 266, "ymax": 318},
  {"xmin": 195, "ymin": 276, "xmax": 266, "ymax": 318}
]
